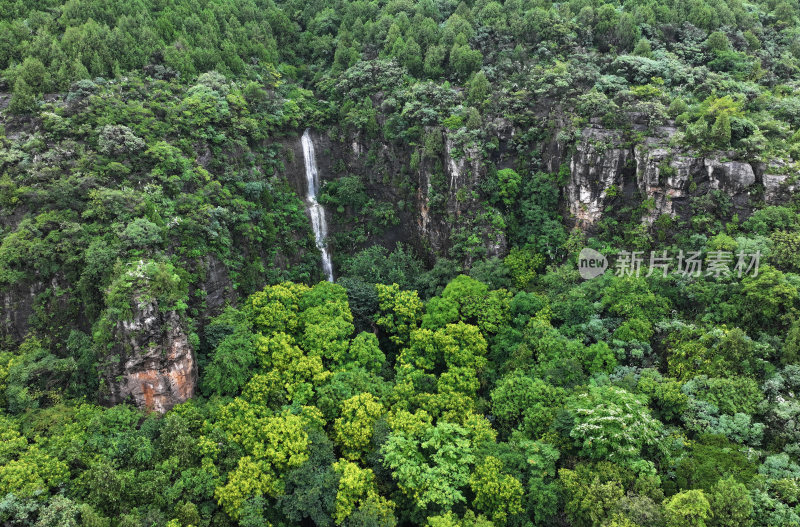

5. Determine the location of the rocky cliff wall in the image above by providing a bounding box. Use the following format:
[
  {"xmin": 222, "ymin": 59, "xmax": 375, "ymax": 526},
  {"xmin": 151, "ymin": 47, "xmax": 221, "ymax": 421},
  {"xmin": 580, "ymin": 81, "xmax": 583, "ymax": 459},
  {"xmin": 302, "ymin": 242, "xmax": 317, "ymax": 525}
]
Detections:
[
  {"xmin": 272, "ymin": 117, "xmax": 799, "ymax": 273},
  {"xmin": 101, "ymin": 295, "xmax": 197, "ymax": 413},
  {"xmin": 565, "ymin": 122, "xmax": 797, "ymax": 228},
  {"xmin": 276, "ymin": 128, "xmax": 508, "ymax": 266},
  {"xmin": 4, "ymin": 117, "xmax": 797, "ymax": 413}
]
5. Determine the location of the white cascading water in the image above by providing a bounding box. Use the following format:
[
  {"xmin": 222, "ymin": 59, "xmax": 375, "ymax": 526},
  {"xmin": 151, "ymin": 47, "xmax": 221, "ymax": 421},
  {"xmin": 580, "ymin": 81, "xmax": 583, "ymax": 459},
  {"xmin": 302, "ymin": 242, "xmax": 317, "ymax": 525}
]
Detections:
[{"xmin": 301, "ymin": 129, "xmax": 334, "ymax": 282}]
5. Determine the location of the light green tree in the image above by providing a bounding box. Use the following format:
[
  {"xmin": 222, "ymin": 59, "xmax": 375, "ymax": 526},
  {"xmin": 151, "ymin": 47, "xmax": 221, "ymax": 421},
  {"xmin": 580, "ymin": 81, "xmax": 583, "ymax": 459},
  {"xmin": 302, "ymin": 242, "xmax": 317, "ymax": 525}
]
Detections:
[
  {"xmin": 707, "ymin": 476, "xmax": 753, "ymax": 527},
  {"xmin": 664, "ymin": 489, "xmax": 712, "ymax": 527},
  {"xmin": 469, "ymin": 456, "xmax": 523, "ymax": 525},
  {"xmin": 8, "ymin": 77, "xmax": 38, "ymax": 114},
  {"xmin": 376, "ymin": 283, "xmax": 424, "ymax": 346},
  {"xmin": 332, "ymin": 460, "xmax": 395, "ymax": 525},
  {"xmin": 334, "ymin": 393, "xmax": 385, "ymax": 461},
  {"xmin": 382, "ymin": 420, "xmax": 476, "ymax": 513}
]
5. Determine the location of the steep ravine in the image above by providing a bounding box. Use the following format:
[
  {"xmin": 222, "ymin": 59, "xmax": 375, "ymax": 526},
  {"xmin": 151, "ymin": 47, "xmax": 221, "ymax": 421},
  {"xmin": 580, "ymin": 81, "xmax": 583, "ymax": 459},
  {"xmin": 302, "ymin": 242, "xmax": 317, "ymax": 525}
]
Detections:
[{"xmin": 4, "ymin": 121, "xmax": 798, "ymax": 414}]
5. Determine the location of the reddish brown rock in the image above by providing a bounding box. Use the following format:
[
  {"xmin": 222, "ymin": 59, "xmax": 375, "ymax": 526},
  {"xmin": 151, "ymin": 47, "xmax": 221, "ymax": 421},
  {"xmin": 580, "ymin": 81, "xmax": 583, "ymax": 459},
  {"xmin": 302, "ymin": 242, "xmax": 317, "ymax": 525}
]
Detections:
[{"xmin": 102, "ymin": 297, "xmax": 197, "ymax": 413}]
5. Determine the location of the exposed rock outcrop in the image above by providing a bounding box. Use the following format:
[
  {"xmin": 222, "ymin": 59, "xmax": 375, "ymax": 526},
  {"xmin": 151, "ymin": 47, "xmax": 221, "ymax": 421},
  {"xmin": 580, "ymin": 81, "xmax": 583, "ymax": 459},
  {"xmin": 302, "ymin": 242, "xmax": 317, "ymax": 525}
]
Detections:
[
  {"xmin": 634, "ymin": 147, "xmax": 701, "ymax": 225},
  {"xmin": 761, "ymin": 160, "xmax": 799, "ymax": 204},
  {"xmin": 196, "ymin": 254, "xmax": 235, "ymax": 315},
  {"xmin": 764, "ymin": 173, "xmax": 798, "ymax": 203},
  {"xmin": 566, "ymin": 122, "xmax": 795, "ymax": 229},
  {"xmin": 1, "ymin": 283, "xmax": 39, "ymax": 343},
  {"xmin": 102, "ymin": 295, "xmax": 197, "ymax": 413},
  {"xmin": 278, "ymin": 128, "xmax": 508, "ymax": 266},
  {"xmin": 1, "ymin": 274, "xmax": 84, "ymax": 345},
  {"xmin": 287, "ymin": 114, "xmax": 795, "ymax": 254},
  {"xmin": 567, "ymin": 127, "xmax": 635, "ymax": 225}
]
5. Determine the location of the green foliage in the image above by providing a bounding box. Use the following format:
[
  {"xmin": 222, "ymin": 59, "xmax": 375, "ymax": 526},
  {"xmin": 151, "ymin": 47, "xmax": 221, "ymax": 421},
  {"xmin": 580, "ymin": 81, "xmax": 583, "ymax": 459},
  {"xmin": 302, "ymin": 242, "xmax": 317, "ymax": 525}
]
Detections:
[
  {"xmin": 503, "ymin": 247, "xmax": 544, "ymax": 290},
  {"xmin": 567, "ymin": 386, "xmax": 662, "ymax": 467},
  {"xmin": 332, "ymin": 460, "xmax": 394, "ymax": 525},
  {"xmin": 340, "ymin": 245, "xmax": 423, "ymax": 291},
  {"xmin": 706, "ymin": 32, "xmax": 731, "ymax": 53},
  {"xmin": 213, "ymin": 409, "xmax": 315, "ymax": 518},
  {"xmin": 602, "ymin": 276, "xmax": 669, "ymax": 324},
  {"xmin": 664, "ymin": 489, "xmax": 711, "ymax": 527},
  {"xmin": 0, "ymin": 444, "xmax": 69, "ymax": 498},
  {"xmin": 376, "ymin": 283, "xmax": 424, "ymax": 347},
  {"xmin": 382, "ymin": 419, "xmax": 478, "ymax": 515},
  {"xmin": 769, "ymin": 231, "xmax": 800, "ymax": 272},
  {"xmin": 559, "ymin": 463, "xmax": 625, "ymax": 527},
  {"xmin": 507, "ymin": 172, "xmax": 566, "ymax": 260},
  {"xmin": 0, "ymin": 262, "xmax": 796, "ymax": 526},
  {"xmin": 422, "ymin": 275, "xmax": 511, "ymax": 335},
  {"xmin": 673, "ymin": 434, "xmax": 758, "ymax": 492},
  {"xmin": 491, "ymin": 370, "xmax": 565, "ymax": 437},
  {"xmin": 449, "ymin": 43, "xmax": 483, "ymax": 80},
  {"xmin": 710, "ymin": 113, "xmax": 732, "ymax": 147},
  {"xmin": 334, "ymin": 393, "xmax": 384, "ymax": 461},
  {"xmin": 8, "ymin": 78, "xmax": 38, "ymax": 114},
  {"xmin": 494, "ymin": 169, "xmax": 521, "ymax": 208},
  {"xmin": 202, "ymin": 308, "xmax": 258, "ymax": 396},
  {"xmin": 707, "ymin": 476, "xmax": 753, "ymax": 527},
  {"xmin": 3, "ymin": 0, "xmax": 800, "ymax": 525},
  {"xmin": 739, "ymin": 265, "xmax": 798, "ymax": 332},
  {"xmin": 467, "ymin": 72, "xmax": 489, "ymax": 108},
  {"xmin": 342, "ymin": 332, "xmax": 385, "ymax": 373},
  {"xmin": 469, "ymin": 456, "xmax": 523, "ymax": 525}
]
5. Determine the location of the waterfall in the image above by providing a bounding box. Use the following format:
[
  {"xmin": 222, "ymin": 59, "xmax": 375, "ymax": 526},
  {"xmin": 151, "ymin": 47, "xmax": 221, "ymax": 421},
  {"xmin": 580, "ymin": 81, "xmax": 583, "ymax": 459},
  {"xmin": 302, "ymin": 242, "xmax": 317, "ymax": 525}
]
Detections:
[{"xmin": 301, "ymin": 129, "xmax": 334, "ymax": 282}]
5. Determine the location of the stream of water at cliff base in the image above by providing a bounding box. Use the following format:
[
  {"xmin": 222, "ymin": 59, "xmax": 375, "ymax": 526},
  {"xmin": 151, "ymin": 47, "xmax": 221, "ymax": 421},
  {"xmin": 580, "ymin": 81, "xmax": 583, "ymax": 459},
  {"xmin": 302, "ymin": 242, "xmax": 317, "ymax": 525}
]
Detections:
[{"xmin": 301, "ymin": 129, "xmax": 334, "ymax": 282}]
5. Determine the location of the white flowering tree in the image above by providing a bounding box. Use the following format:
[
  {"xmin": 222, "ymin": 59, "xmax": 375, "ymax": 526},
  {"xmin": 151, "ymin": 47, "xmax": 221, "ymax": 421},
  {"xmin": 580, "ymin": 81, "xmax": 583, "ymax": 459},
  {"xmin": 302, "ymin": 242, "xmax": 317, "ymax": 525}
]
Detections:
[{"xmin": 567, "ymin": 385, "xmax": 662, "ymax": 468}]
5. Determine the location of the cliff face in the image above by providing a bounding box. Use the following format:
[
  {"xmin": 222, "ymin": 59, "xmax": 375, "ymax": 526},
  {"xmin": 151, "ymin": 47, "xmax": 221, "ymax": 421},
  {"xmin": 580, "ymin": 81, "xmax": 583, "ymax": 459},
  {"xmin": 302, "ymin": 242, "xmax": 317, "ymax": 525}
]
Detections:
[
  {"xmin": 101, "ymin": 295, "xmax": 197, "ymax": 413},
  {"xmin": 567, "ymin": 126, "xmax": 638, "ymax": 225},
  {"xmin": 82, "ymin": 124, "xmax": 800, "ymax": 415},
  {"xmin": 2, "ymin": 282, "xmax": 41, "ymax": 343},
  {"xmin": 279, "ymin": 128, "xmax": 507, "ymax": 266},
  {"xmin": 565, "ymin": 122, "xmax": 797, "ymax": 228},
  {"xmin": 3, "ymin": 115, "xmax": 797, "ymax": 413},
  {"xmin": 277, "ymin": 119, "xmax": 798, "ymax": 270}
]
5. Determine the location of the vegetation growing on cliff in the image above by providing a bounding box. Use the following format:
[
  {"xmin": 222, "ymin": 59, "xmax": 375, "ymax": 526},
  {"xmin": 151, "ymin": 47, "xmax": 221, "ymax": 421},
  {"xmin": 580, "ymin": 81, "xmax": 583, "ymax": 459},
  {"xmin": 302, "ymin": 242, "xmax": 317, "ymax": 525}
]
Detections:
[{"xmin": 2, "ymin": 0, "xmax": 800, "ymax": 525}]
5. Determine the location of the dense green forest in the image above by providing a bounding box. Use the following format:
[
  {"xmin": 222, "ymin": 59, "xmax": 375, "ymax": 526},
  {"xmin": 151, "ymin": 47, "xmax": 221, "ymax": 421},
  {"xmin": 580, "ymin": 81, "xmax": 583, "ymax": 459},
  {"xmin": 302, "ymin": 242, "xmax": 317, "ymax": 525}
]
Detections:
[{"xmin": 2, "ymin": 0, "xmax": 800, "ymax": 525}]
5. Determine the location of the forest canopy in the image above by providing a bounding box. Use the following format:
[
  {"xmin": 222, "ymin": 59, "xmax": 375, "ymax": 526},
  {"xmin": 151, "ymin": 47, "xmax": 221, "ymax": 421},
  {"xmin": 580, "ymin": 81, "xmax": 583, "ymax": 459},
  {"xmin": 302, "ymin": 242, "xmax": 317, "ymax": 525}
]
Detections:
[{"xmin": 2, "ymin": 0, "xmax": 800, "ymax": 525}]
